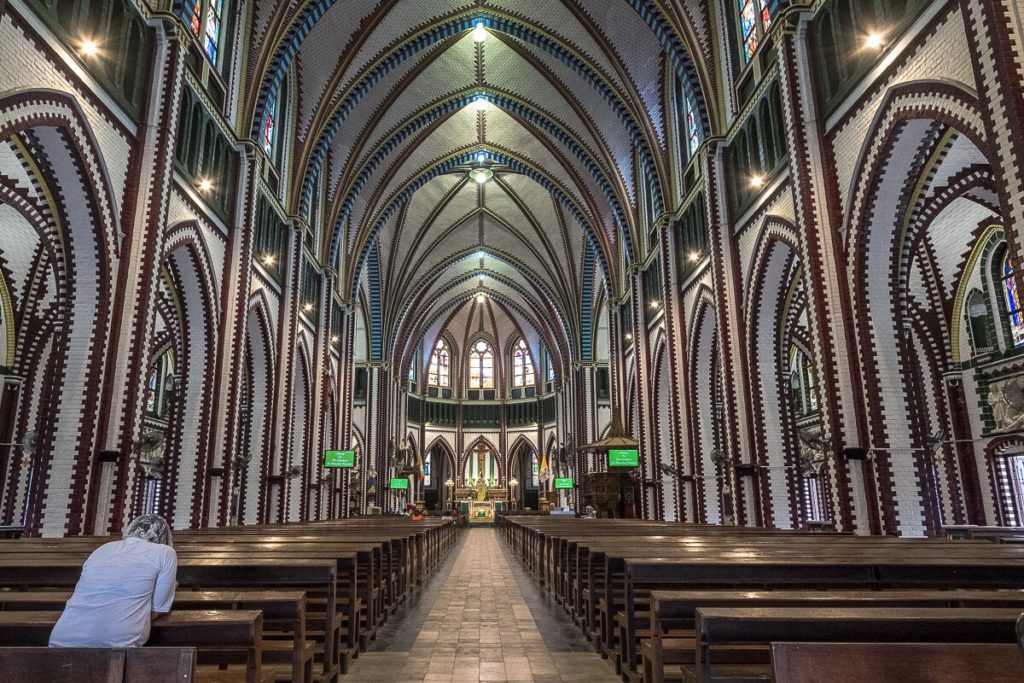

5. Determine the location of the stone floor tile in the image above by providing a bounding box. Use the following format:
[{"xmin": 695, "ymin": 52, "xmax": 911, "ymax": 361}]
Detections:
[{"xmin": 345, "ymin": 528, "xmax": 619, "ymax": 683}]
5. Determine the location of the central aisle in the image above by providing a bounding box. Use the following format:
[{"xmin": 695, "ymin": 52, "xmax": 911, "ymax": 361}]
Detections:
[{"xmin": 345, "ymin": 527, "xmax": 620, "ymax": 682}]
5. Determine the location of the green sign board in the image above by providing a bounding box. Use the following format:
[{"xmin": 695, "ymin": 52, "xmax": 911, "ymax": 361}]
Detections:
[
  {"xmin": 554, "ymin": 478, "xmax": 574, "ymax": 489},
  {"xmin": 389, "ymin": 478, "xmax": 410, "ymax": 490},
  {"xmin": 608, "ymin": 448, "xmax": 639, "ymax": 467},
  {"xmin": 324, "ymin": 450, "xmax": 355, "ymax": 469}
]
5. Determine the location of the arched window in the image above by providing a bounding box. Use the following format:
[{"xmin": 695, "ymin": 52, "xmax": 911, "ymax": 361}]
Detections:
[
  {"xmin": 675, "ymin": 76, "xmax": 703, "ymax": 160},
  {"xmin": 423, "ymin": 450, "xmax": 432, "ymax": 487},
  {"xmin": 1002, "ymin": 256, "xmax": 1024, "ymax": 347},
  {"xmin": 736, "ymin": 0, "xmax": 773, "ymax": 63},
  {"xmin": 428, "ymin": 339, "xmax": 450, "ymax": 387},
  {"xmin": 531, "ymin": 451, "xmax": 539, "ymax": 487},
  {"xmin": 177, "ymin": 0, "xmax": 230, "ymax": 67},
  {"xmin": 261, "ymin": 94, "xmax": 278, "ymax": 159},
  {"xmin": 144, "ymin": 349, "xmax": 175, "ymax": 419},
  {"xmin": 547, "ymin": 355, "xmax": 555, "ymax": 383},
  {"xmin": 469, "ymin": 340, "xmax": 494, "ymax": 389},
  {"xmin": 788, "ymin": 345, "xmax": 818, "ymax": 417},
  {"xmin": 512, "ymin": 339, "xmax": 535, "ymax": 387},
  {"xmin": 204, "ymin": 0, "xmax": 225, "ymax": 64}
]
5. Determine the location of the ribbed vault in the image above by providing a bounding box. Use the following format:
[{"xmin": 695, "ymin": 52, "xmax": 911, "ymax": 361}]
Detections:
[{"xmin": 240, "ymin": 0, "xmax": 713, "ymax": 374}]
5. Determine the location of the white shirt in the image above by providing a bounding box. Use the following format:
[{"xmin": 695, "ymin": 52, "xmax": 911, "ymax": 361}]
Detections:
[{"xmin": 49, "ymin": 537, "xmax": 177, "ymax": 648}]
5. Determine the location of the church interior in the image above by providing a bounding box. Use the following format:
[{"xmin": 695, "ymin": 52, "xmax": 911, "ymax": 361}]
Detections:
[{"xmin": 2, "ymin": 0, "xmax": 1024, "ymax": 681}]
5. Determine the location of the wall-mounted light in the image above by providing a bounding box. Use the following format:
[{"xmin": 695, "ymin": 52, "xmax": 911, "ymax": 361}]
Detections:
[
  {"xmin": 749, "ymin": 174, "xmax": 765, "ymax": 189},
  {"xmin": 331, "ymin": 335, "xmax": 340, "ymax": 344},
  {"xmin": 625, "ymin": 333, "xmax": 633, "ymax": 341},
  {"xmin": 649, "ymin": 300, "xmax": 661, "ymax": 309},
  {"xmin": 197, "ymin": 177, "xmax": 215, "ymax": 193},
  {"xmin": 472, "ymin": 20, "xmax": 487, "ymax": 43},
  {"xmin": 261, "ymin": 253, "xmax": 276, "ymax": 267},
  {"xmin": 302, "ymin": 302, "xmax": 314, "ymax": 313},
  {"xmin": 688, "ymin": 251, "xmax": 701, "ymax": 263}
]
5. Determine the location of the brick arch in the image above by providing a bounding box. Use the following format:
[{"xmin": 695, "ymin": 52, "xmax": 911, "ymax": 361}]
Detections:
[
  {"xmin": 157, "ymin": 234, "xmax": 221, "ymax": 530},
  {"xmin": 0, "ymin": 90, "xmax": 122, "ymax": 536},
  {"xmin": 743, "ymin": 222, "xmax": 805, "ymax": 529},
  {"xmin": 845, "ymin": 82, "xmax": 993, "ymax": 535},
  {"xmin": 290, "ymin": 335, "xmax": 315, "ymax": 522},
  {"xmin": 688, "ymin": 291, "xmax": 721, "ymax": 524},
  {"xmin": 242, "ymin": 291, "xmax": 277, "ymax": 525},
  {"xmin": 984, "ymin": 436, "xmax": 1024, "ymax": 526},
  {"xmin": 425, "ymin": 435, "xmax": 458, "ymax": 485},
  {"xmin": 461, "ymin": 435, "xmax": 502, "ymax": 483}
]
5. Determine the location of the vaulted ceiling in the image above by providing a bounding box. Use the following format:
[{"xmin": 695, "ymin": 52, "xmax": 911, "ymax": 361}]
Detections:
[{"xmin": 240, "ymin": 1, "xmax": 716, "ymax": 373}]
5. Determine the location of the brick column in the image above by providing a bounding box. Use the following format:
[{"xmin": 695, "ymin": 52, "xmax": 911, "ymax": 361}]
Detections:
[
  {"xmin": 774, "ymin": 16, "xmax": 875, "ymax": 533},
  {"xmin": 702, "ymin": 143, "xmax": 756, "ymax": 526},
  {"xmin": 658, "ymin": 219, "xmax": 692, "ymax": 520},
  {"xmin": 81, "ymin": 17, "xmax": 187, "ymax": 535}
]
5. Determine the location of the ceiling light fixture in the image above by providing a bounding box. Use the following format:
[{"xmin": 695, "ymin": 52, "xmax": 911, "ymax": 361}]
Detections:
[
  {"xmin": 80, "ymin": 39, "xmax": 100, "ymax": 58},
  {"xmin": 474, "ymin": 96, "xmax": 489, "ymax": 112},
  {"xmin": 864, "ymin": 32, "xmax": 885, "ymax": 50},
  {"xmin": 476, "ymin": 151, "xmax": 487, "ymax": 164},
  {"xmin": 472, "ymin": 20, "xmax": 487, "ymax": 43},
  {"xmin": 469, "ymin": 167, "xmax": 493, "ymax": 184},
  {"xmin": 749, "ymin": 174, "xmax": 765, "ymax": 189},
  {"xmin": 476, "ymin": 293, "xmax": 487, "ymax": 304}
]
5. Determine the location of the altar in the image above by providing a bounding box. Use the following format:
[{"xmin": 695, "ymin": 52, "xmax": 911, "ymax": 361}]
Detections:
[{"xmin": 457, "ymin": 497, "xmax": 507, "ymax": 525}]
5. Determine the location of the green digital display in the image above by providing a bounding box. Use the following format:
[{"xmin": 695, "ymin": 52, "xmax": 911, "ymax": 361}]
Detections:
[
  {"xmin": 554, "ymin": 478, "xmax": 574, "ymax": 489},
  {"xmin": 389, "ymin": 478, "xmax": 410, "ymax": 490},
  {"xmin": 324, "ymin": 450, "xmax": 355, "ymax": 469},
  {"xmin": 608, "ymin": 448, "xmax": 639, "ymax": 467}
]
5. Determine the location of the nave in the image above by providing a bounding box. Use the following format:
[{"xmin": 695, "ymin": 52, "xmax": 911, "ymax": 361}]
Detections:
[{"xmin": 345, "ymin": 528, "xmax": 618, "ymax": 683}]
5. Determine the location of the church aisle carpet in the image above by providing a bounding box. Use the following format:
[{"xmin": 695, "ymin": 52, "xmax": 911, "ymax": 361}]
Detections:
[{"xmin": 344, "ymin": 527, "xmax": 620, "ymax": 682}]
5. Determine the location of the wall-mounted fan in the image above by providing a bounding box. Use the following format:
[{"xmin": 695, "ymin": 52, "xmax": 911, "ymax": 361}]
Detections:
[
  {"xmin": 0, "ymin": 430, "xmax": 38, "ymax": 466},
  {"xmin": 134, "ymin": 430, "xmax": 165, "ymax": 479}
]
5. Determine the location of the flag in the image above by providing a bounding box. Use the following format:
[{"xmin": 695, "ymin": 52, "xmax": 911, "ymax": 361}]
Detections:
[
  {"xmin": 417, "ymin": 450, "xmax": 425, "ymax": 479},
  {"xmin": 539, "ymin": 451, "xmax": 550, "ymax": 483}
]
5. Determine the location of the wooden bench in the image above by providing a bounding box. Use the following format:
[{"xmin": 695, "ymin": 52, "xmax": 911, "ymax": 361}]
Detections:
[
  {"xmin": 0, "ymin": 591, "xmax": 313, "ymax": 683},
  {"xmin": 642, "ymin": 589, "xmax": 1024, "ymax": 683},
  {"xmin": 770, "ymin": 642, "xmax": 1024, "ymax": 682},
  {"xmin": 695, "ymin": 607, "xmax": 1023, "ymax": 683},
  {"xmin": 0, "ymin": 611, "xmax": 263, "ymax": 683},
  {"xmin": 0, "ymin": 647, "xmax": 197, "ymax": 682}
]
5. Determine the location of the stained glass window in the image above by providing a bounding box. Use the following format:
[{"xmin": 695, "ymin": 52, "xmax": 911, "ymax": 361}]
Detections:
[
  {"xmin": 423, "ymin": 451, "xmax": 432, "ymax": 487},
  {"xmin": 676, "ymin": 76, "xmax": 703, "ymax": 160},
  {"xmin": 204, "ymin": 0, "xmax": 223, "ymax": 64},
  {"xmin": 737, "ymin": 0, "xmax": 772, "ymax": 63},
  {"xmin": 469, "ymin": 340, "xmax": 494, "ymax": 389},
  {"xmin": 179, "ymin": 0, "xmax": 202, "ymax": 36},
  {"xmin": 531, "ymin": 451, "xmax": 539, "ymax": 487},
  {"xmin": 547, "ymin": 357, "xmax": 555, "ymax": 383},
  {"xmin": 512, "ymin": 339, "xmax": 535, "ymax": 387},
  {"xmin": 408, "ymin": 360, "xmax": 416, "ymax": 383},
  {"xmin": 262, "ymin": 95, "xmax": 277, "ymax": 158},
  {"xmin": 145, "ymin": 368, "xmax": 158, "ymax": 414},
  {"xmin": 428, "ymin": 339, "xmax": 450, "ymax": 387},
  {"xmin": 1003, "ymin": 257, "xmax": 1024, "ymax": 347}
]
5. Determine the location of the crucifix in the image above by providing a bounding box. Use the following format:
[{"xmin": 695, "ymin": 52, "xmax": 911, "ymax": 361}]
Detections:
[{"xmin": 473, "ymin": 444, "xmax": 490, "ymax": 501}]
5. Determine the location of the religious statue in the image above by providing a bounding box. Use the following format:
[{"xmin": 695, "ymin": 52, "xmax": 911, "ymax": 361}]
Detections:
[{"xmin": 475, "ymin": 477, "xmax": 487, "ymax": 502}]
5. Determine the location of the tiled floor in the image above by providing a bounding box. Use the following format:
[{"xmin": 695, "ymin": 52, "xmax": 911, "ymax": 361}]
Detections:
[{"xmin": 345, "ymin": 528, "xmax": 620, "ymax": 682}]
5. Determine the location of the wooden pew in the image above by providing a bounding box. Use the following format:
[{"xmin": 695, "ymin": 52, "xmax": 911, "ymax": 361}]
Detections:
[
  {"xmin": 643, "ymin": 589, "xmax": 1024, "ymax": 683},
  {"xmin": 0, "ymin": 591, "xmax": 313, "ymax": 683},
  {"xmin": 0, "ymin": 611, "xmax": 262, "ymax": 683},
  {"xmin": 769, "ymin": 642, "xmax": 1023, "ymax": 682},
  {"xmin": 0, "ymin": 558, "xmax": 338, "ymax": 681},
  {"xmin": 0, "ymin": 647, "xmax": 197, "ymax": 682},
  {"xmin": 695, "ymin": 607, "xmax": 1023, "ymax": 683}
]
